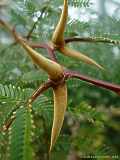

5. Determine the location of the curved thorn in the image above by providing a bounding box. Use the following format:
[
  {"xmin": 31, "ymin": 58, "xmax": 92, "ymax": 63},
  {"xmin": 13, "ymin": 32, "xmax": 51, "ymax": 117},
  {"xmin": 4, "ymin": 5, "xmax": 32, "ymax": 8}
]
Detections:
[
  {"xmin": 49, "ymin": 82, "xmax": 67, "ymax": 152},
  {"xmin": 0, "ymin": 20, "xmax": 63, "ymax": 80},
  {"xmin": 52, "ymin": 0, "xmax": 68, "ymax": 46},
  {"xmin": 60, "ymin": 46, "xmax": 104, "ymax": 70},
  {"xmin": 12, "ymin": 31, "xmax": 64, "ymax": 81}
]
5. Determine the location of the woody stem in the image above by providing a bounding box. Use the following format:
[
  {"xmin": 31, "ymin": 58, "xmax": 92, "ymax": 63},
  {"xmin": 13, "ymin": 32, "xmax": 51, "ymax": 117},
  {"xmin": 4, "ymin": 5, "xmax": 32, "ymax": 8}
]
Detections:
[
  {"xmin": 29, "ymin": 43, "xmax": 57, "ymax": 62},
  {"xmin": 28, "ymin": 80, "xmax": 53, "ymax": 104},
  {"xmin": 65, "ymin": 70, "xmax": 120, "ymax": 95}
]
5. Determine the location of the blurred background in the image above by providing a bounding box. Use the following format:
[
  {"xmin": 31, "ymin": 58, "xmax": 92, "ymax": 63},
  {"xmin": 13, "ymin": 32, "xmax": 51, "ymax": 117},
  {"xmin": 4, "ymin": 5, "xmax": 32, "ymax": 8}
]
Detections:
[{"xmin": 0, "ymin": 0, "xmax": 120, "ymax": 159}]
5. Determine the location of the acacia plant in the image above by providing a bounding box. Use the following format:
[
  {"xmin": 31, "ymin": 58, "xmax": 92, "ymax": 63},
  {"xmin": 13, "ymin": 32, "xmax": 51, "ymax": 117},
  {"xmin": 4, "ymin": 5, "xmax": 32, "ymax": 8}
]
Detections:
[{"xmin": 0, "ymin": 0, "xmax": 120, "ymax": 159}]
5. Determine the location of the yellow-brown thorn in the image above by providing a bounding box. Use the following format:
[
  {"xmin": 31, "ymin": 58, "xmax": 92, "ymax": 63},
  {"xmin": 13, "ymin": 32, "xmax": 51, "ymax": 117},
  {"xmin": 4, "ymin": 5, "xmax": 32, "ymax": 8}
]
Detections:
[
  {"xmin": 49, "ymin": 82, "xmax": 67, "ymax": 152},
  {"xmin": 0, "ymin": 19, "xmax": 64, "ymax": 81},
  {"xmin": 12, "ymin": 31, "xmax": 64, "ymax": 82},
  {"xmin": 52, "ymin": 0, "xmax": 68, "ymax": 47},
  {"xmin": 50, "ymin": 0, "xmax": 104, "ymax": 70},
  {"xmin": 60, "ymin": 46, "xmax": 104, "ymax": 70}
]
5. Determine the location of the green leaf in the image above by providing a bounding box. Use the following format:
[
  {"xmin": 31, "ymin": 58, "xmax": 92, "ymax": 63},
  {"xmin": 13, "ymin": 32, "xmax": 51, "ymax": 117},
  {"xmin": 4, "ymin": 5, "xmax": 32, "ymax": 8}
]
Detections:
[{"xmin": 9, "ymin": 107, "xmax": 33, "ymax": 160}]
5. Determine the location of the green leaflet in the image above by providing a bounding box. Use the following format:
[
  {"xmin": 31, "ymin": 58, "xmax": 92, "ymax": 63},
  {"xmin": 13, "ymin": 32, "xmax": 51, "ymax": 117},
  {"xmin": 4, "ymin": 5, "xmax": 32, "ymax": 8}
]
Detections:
[
  {"xmin": 69, "ymin": 0, "xmax": 92, "ymax": 8},
  {"xmin": 0, "ymin": 84, "xmax": 25, "ymax": 102},
  {"xmin": 0, "ymin": 84, "xmax": 25, "ymax": 131},
  {"xmin": 9, "ymin": 107, "xmax": 33, "ymax": 160}
]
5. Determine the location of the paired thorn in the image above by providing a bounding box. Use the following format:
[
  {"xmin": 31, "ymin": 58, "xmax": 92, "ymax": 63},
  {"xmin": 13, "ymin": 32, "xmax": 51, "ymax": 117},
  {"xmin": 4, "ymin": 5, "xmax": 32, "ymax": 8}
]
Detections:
[
  {"xmin": 26, "ymin": 69, "xmax": 120, "ymax": 152},
  {"xmin": 51, "ymin": 0, "xmax": 104, "ymax": 70}
]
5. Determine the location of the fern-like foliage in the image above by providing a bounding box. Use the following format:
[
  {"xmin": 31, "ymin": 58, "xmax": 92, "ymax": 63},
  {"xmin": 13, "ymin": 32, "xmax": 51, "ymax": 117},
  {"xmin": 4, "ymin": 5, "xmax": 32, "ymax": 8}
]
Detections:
[
  {"xmin": 0, "ymin": 84, "xmax": 24, "ymax": 132},
  {"xmin": 0, "ymin": 84, "xmax": 34, "ymax": 159},
  {"xmin": 0, "ymin": 83, "xmax": 53, "ymax": 159},
  {"xmin": 69, "ymin": 0, "xmax": 92, "ymax": 8},
  {"xmin": 68, "ymin": 102, "xmax": 118, "ymax": 158},
  {"xmin": 69, "ymin": 101, "xmax": 105, "ymax": 124},
  {"xmin": 0, "ymin": 84, "xmax": 25, "ymax": 102},
  {"xmin": 9, "ymin": 107, "xmax": 33, "ymax": 160}
]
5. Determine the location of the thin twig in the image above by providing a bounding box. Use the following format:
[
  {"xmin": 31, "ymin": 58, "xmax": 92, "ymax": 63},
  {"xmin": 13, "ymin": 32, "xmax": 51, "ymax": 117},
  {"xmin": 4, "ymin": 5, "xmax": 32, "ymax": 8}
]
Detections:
[
  {"xmin": 65, "ymin": 70, "xmax": 120, "ymax": 95},
  {"xmin": 0, "ymin": 19, "xmax": 12, "ymax": 33},
  {"xmin": 46, "ymin": 46, "xmax": 57, "ymax": 62},
  {"xmin": 26, "ymin": 6, "xmax": 48, "ymax": 40},
  {"xmin": 29, "ymin": 42, "xmax": 57, "ymax": 61},
  {"xmin": 65, "ymin": 37, "xmax": 120, "ymax": 45},
  {"xmin": 2, "ymin": 117, "xmax": 16, "ymax": 132},
  {"xmin": 28, "ymin": 80, "xmax": 53, "ymax": 104}
]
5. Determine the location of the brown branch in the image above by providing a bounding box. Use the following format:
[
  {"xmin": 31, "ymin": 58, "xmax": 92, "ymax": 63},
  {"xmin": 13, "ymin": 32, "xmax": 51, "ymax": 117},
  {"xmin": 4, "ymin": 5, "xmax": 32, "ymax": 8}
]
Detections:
[
  {"xmin": 29, "ymin": 42, "xmax": 57, "ymax": 61},
  {"xmin": 65, "ymin": 70, "xmax": 120, "ymax": 95},
  {"xmin": 65, "ymin": 37, "xmax": 120, "ymax": 45},
  {"xmin": 28, "ymin": 80, "xmax": 53, "ymax": 104},
  {"xmin": 2, "ymin": 117, "xmax": 16, "ymax": 132},
  {"xmin": 0, "ymin": 19, "xmax": 13, "ymax": 33},
  {"xmin": 29, "ymin": 43, "xmax": 49, "ymax": 49},
  {"xmin": 46, "ymin": 46, "xmax": 57, "ymax": 62}
]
